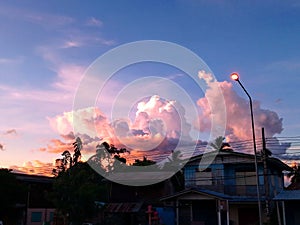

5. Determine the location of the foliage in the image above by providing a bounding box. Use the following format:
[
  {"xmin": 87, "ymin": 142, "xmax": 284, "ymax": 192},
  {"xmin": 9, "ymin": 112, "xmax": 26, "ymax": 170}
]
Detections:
[
  {"xmin": 132, "ymin": 156, "xmax": 156, "ymax": 166},
  {"xmin": 287, "ymin": 163, "xmax": 300, "ymax": 189},
  {"xmin": 49, "ymin": 162, "xmax": 108, "ymax": 225},
  {"xmin": 161, "ymin": 151, "xmax": 185, "ymax": 191},
  {"xmin": 88, "ymin": 142, "xmax": 129, "ymax": 174},
  {"xmin": 209, "ymin": 136, "xmax": 232, "ymax": 151},
  {"xmin": 52, "ymin": 137, "xmax": 83, "ymax": 176},
  {"xmin": 73, "ymin": 137, "xmax": 82, "ymax": 164}
]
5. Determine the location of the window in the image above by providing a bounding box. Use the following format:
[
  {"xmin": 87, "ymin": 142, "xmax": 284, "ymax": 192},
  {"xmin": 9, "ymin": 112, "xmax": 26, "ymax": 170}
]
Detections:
[
  {"xmin": 49, "ymin": 212, "xmax": 54, "ymax": 222},
  {"xmin": 31, "ymin": 212, "xmax": 42, "ymax": 222},
  {"xmin": 195, "ymin": 168, "xmax": 212, "ymax": 185},
  {"xmin": 235, "ymin": 171, "xmax": 257, "ymax": 185},
  {"xmin": 214, "ymin": 168, "xmax": 224, "ymax": 185}
]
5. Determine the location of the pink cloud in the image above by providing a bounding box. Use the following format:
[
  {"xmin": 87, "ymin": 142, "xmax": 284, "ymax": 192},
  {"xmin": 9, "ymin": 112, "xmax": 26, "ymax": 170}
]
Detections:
[
  {"xmin": 62, "ymin": 41, "xmax": 82, "ymax": 48},
  {"xmin": 45, "ymin": 95, "xmax": 194, "ymax": 159},
  {"xmin": 48, "ymin": 107, "xmax": 114, "ymax": 141},
  {"xmin": 134, "ymin": 95, "xmax": 192, "ymax": 140},
  {"xmin": 40, "ymin": 138, "xmax": 73, "ymax": 154},
  {"xmin": 52, "ymin": 64, "xmax": 85, "ymax": 92},
  {"xmin": 197, "ymin": 75, "xmax": 283, "ymax": 142}
]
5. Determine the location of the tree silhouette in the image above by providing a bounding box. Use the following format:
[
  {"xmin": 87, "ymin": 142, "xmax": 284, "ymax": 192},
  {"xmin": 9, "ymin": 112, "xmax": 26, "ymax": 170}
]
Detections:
[
  {"xmin": 49, "ymin": 162, "xmax": 108, "ymax": 225},
  {"xmin": 159, "ymin": 150, "xmax": 186, "ymax": 191},
  {"xmin": 88, "ymin": 142, "xmax": 129, "ymax": 174},
  {"xmin": 132, "ymin": 156, "xmax": 156, "ymax": 166},
  {"xmin": 209, "ymin": 136, "xmax": 232, "ymax": 152},
  {"xmin": 287, "ymin": 163, "xmax": 300, "ymax": 190},
  {"xmin": 72, "ymin": 137, "xmax": 82, "ymax": 164},
  {"xmin": 52, "ymin": 137, "xmax": 83, "ymax": 176}
]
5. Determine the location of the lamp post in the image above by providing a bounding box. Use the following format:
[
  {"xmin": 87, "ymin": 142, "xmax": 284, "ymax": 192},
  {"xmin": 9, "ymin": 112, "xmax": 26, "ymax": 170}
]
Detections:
[{"xmin": 230, "ymin": 72, "xmax": 263, "ymax": 225}]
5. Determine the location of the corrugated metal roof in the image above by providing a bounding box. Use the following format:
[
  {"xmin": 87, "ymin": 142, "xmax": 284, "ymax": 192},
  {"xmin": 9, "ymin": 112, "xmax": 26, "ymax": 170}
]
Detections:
[
  {"xmin": 105, "ymin": 202, "xmax": 143, "ymax": 213},
  {"xmin": 274, "ymin": 190, "xmax": 300, "ymax": 200},
  {"xmin": 161, "ymin": 188, "xmax": 265, "ymax": 202}
]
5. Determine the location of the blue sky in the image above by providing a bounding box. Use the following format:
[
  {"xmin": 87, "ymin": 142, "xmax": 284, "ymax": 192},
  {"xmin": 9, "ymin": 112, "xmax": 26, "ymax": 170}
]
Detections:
[{"xmin": 0, "ymin": 0, "xmax": 300, "ymax": 174}]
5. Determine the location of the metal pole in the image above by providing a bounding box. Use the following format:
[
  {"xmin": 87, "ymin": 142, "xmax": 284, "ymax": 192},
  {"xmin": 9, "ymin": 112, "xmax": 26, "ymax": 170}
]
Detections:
[
  {"xmin": 262, "ymin": 127, "xmax": 270, "ymax": 218},
  {"xmin": 236, "ymin": 79, "xmax": 263, "ymax": 225},
  {"xmin": 217, "ymin": 200, "xmax": 221, "ymax": 225},
  {"xmin": 226, "ymin": 200, "xmax": 230, "ymax": 225},
  {"xmin": 176, "ymin": 200, "xmax": 179, "ymax": 225},
  {"xmin": 282, "ymin": 201, "xmax": 286, "ymax": 225}
]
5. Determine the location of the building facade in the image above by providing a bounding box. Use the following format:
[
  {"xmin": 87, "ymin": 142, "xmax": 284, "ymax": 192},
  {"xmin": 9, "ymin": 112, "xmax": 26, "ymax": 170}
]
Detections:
[
  {"xmin": 161, "ymin": 150, "xmax": 291, "ymax": 225},
  {"xmin": 15, "ymin": 173, "xmax": 55, "ymax": 225}
]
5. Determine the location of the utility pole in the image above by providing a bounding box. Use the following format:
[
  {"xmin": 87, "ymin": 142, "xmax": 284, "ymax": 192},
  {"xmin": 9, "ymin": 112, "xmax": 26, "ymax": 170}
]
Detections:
[{"xmin": 262, "ymin": 128, "xmax": 270, "ymax": 218}]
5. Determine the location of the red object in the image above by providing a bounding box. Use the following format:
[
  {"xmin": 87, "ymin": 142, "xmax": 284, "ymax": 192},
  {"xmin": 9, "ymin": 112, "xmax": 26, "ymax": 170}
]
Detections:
[
  {"xmin": 146, "ymin": 205, "xmax": 153, "ymax": 213},
  {"xmin": 152, "ymin": 211, "xmax": 159, "ymax": 220}
]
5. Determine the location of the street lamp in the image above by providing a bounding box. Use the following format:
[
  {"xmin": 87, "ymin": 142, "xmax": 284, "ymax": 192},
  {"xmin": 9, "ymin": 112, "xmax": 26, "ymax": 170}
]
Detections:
[{"xmin": 230, "ymin": 72, "xmax": 263, "ymax": 225}]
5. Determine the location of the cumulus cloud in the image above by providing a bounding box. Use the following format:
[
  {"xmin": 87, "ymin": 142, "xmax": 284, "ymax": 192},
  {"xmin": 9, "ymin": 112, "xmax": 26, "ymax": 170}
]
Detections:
[
  {"xmin": 48, "ymin": 107, "xmax": 113, "ymax": 141},
  {"xmin": 44, "ymin": 108, "xmax": 114, "ymax": 159},
  {"xmin": 43, "ymin": 95, "xmax": 195, "ymax": 162},
  {"xmin": 197, "ymin": 72, "xmax": 283, "ymax": 142},
  {"xmin": 196, "ymin": 71, "xmax": 290, "ymax": 157},
  {"xmin": 135, "ymin": 95, "xmax": 191, "ymax": 139},
  {"xmin": 42, "ymin": 70, "xmax": 288, "ymax": 162}
]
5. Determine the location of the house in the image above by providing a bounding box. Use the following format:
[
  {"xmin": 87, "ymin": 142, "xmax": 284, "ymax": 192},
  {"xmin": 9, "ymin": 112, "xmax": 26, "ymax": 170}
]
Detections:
[
  {"xmin": 161, "ymin": 150, "xmax": 291, "ymax": 225},
  {"xmin": 103, "ymin": 171, "xmax": 180, "ymax": 225},
  {"xmin": 274, "ymin": 189, "xmax": 300, "ymax": 224},
  {"xmin": 14, "ymin": 173, "xmax": 55, "ymax": 225}
]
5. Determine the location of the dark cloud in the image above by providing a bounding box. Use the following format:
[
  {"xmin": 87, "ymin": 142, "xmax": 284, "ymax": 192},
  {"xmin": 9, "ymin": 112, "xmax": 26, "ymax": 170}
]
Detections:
[
  {"xmin": 3, "ymin": 129, "xmax": 17, "ymax": 135},
  {"xmin": 60, "ymin": 131, "xmax": 75, "ymax": 141}
]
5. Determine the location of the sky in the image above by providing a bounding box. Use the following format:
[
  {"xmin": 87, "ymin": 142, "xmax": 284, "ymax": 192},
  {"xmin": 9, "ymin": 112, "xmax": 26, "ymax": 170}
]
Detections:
[{"xmin": 1, "ymin": 0, "xmax": 300, "ymax": 175}]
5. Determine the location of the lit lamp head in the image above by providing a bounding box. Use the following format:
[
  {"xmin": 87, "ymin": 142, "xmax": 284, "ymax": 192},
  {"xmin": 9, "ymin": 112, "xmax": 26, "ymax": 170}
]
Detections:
[{"xmin": 230, "ymin": 72, "xmax": 239, "ymax": 81}]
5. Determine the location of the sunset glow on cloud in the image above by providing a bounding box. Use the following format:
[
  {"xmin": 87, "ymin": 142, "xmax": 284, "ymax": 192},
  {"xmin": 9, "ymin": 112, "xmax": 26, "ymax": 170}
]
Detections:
[
  {"xmin": 46, "ymin": 94, "xmax": 192, "ymax": 158},
  {"xmin": 1, "ymin": 1, "xmax": 300, "ymax": 175},
  {"xmin": 10, "ymin": 160, "xmax": 54, "ymax": 176},
  {"xmin": 197, "ymin": 79, "xmax": 283, "ymax": 142}
]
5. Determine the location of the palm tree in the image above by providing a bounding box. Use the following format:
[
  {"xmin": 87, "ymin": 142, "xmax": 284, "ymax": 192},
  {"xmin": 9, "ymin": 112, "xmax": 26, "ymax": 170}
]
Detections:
[{"xmin": 209, "ymin": 136, "xmax": 232, "ymax": 152}]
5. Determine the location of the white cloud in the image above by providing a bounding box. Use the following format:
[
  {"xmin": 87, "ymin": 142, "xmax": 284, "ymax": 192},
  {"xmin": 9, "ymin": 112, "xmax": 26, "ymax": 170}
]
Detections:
[
  {"xmin": 0, "ymin": 5, "xmax": 74, "ymax": 29},
  {"xmin": 86, "ymin": 17, "xmax": 103, "ymax": 27},
  {"xmin": 0, "ymin": 57, "xmax": 23, "ymax": 65}
]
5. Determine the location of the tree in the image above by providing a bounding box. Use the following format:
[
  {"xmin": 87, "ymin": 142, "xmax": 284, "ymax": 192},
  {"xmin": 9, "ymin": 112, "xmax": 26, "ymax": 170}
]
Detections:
[
  {"xmin": 132, "ymin": 156, "xmax": 156, "ymax": 166},
  {"xmin": 49, "ymin": 162, "xmax": 108, "ymax": 225},
  {"xmin": 160, "ymin": 150, "xmax": 185, "ymax": 191},
  {"xmin": 287, "ymin": 162, "xmax": 300, "ymax": 190},
  {"xmin": 52, "ymin": 150, "xmax": 72, "ymax": 176},
  {"xmin": 73, "ymin": 137, "xmax": 82, "ymax": 164},
  {"xmin": 209, "ymin": 136, "xmax": 232, "ymax": 151},
  {"xmin": 52, "ymin": 137, "xmax": 83, "ymax": 176},
  {"xmin": 88, "ymin": 142, "xmax": 129, "ymax": 174}
]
